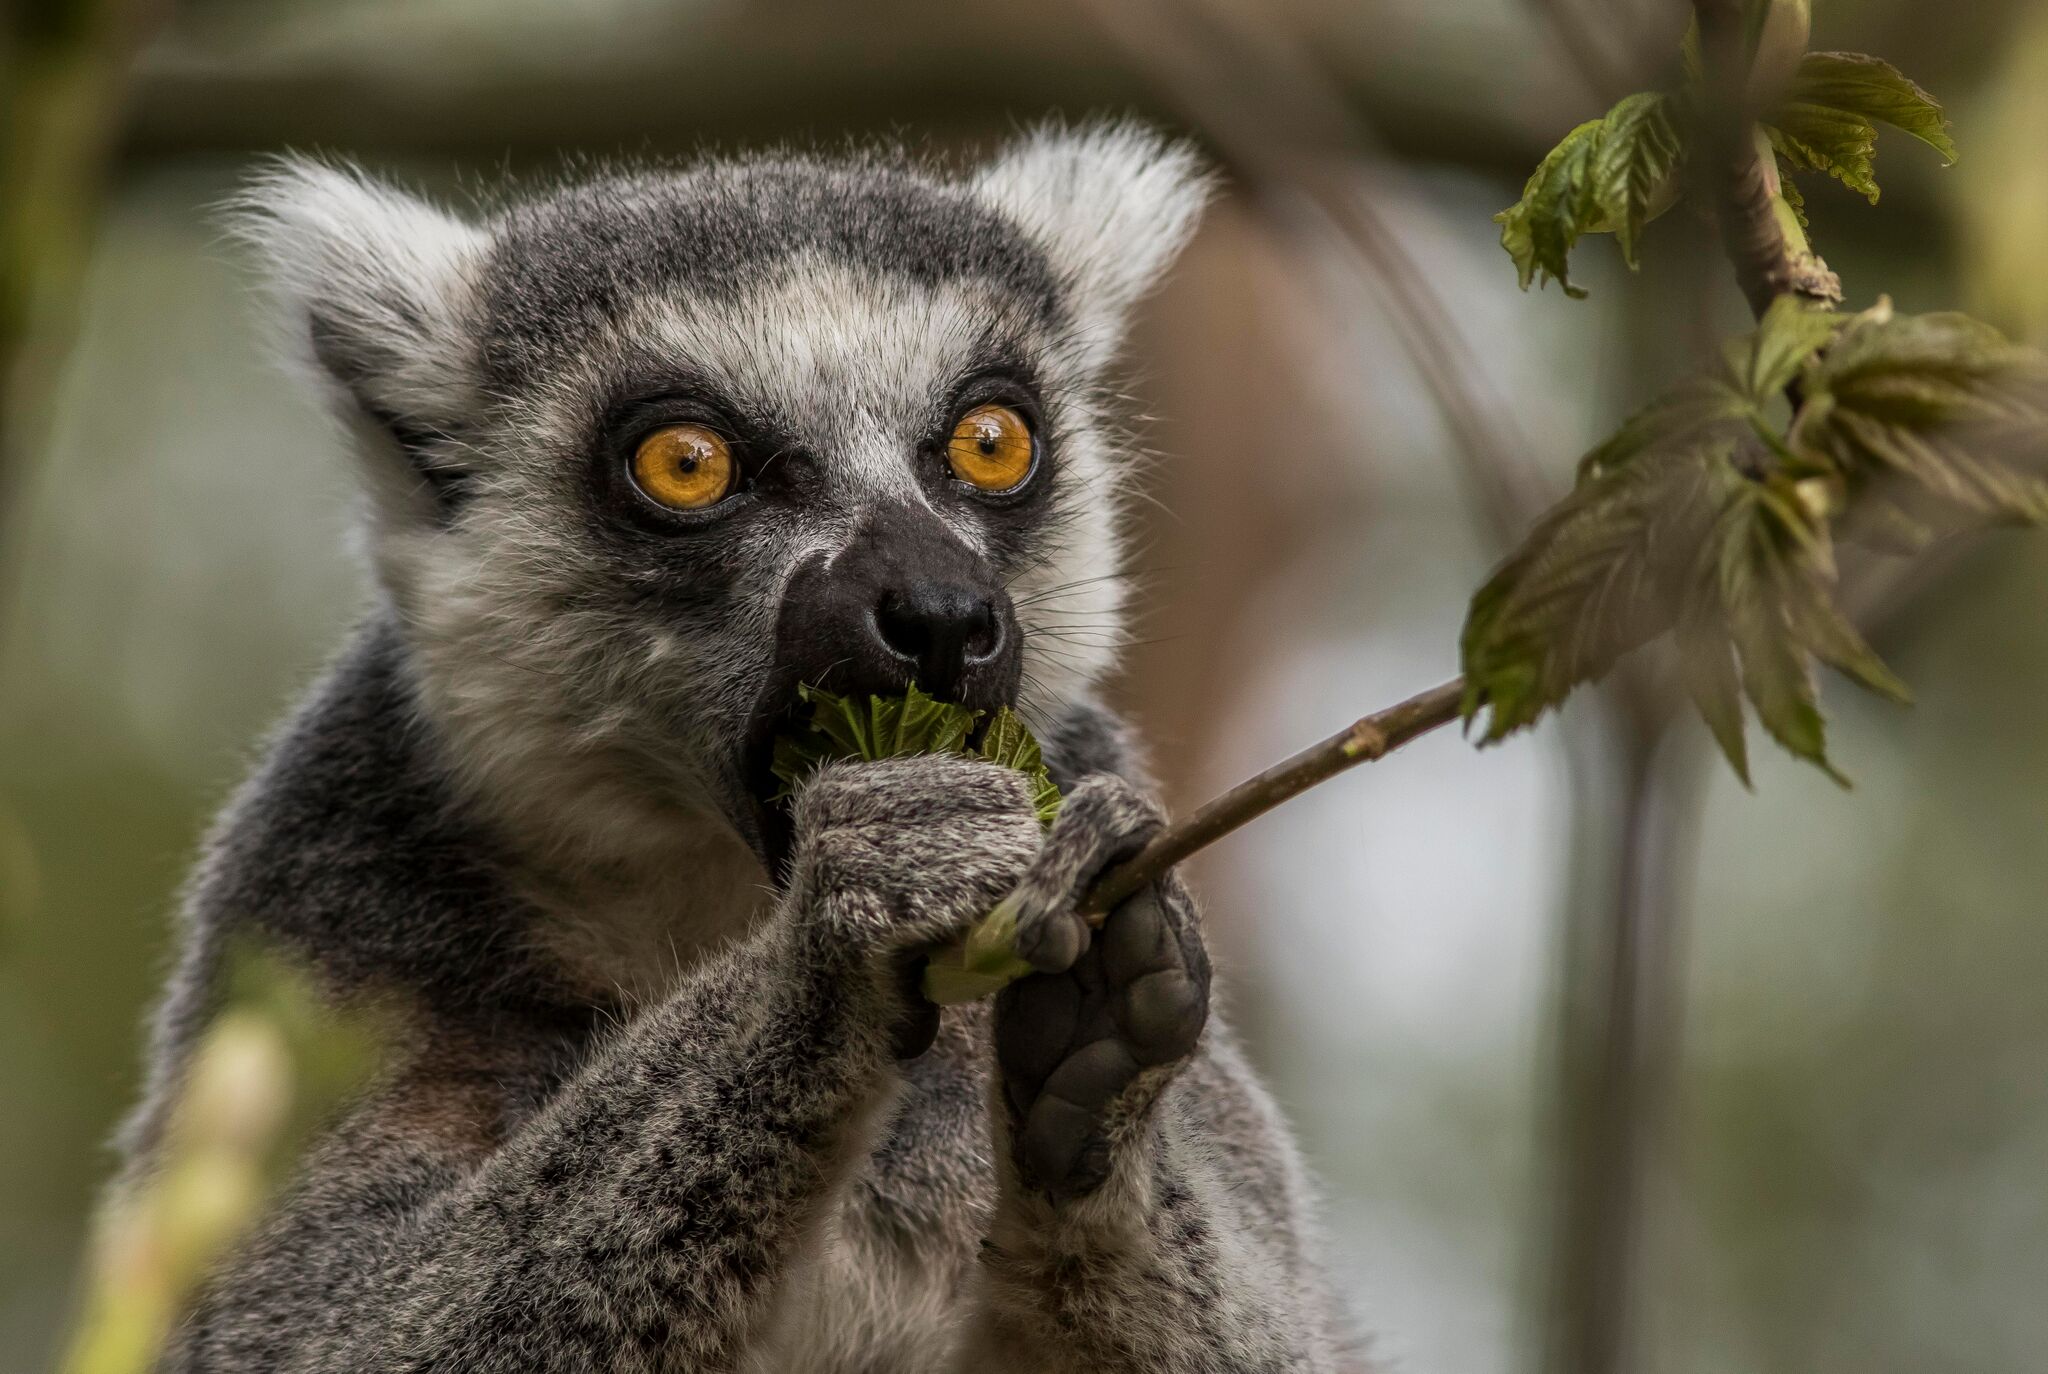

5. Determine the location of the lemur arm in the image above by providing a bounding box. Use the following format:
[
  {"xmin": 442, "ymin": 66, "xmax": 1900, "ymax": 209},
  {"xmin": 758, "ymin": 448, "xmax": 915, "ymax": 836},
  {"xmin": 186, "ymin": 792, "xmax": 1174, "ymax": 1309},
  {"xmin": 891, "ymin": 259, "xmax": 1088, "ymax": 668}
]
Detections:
[
  {"xmin": 956, "ymin": 775, "xmax": 1351, "ymax": 1373},
  {"xmin": 158, "ymin": 756, "xmax": 1045, "ymax": 1374}
]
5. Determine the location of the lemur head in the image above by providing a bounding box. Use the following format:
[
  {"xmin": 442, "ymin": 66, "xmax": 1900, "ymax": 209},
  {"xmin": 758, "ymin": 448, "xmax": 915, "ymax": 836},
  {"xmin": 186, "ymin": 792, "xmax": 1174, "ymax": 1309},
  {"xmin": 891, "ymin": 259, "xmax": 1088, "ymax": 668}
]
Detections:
[{"xmin": 236, "ymin": 128, "xmax": 1209, "ymax": 870}]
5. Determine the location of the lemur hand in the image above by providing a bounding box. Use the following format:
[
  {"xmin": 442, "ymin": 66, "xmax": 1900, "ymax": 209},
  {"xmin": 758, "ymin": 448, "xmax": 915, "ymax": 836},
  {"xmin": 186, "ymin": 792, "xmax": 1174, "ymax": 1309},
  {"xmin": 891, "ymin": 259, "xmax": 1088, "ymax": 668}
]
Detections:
[
  {"xmin": 788, "ymin": 755, "xmax": 1043, "ymax": 1057},
  {"xmin": 992, "ymin": 775, "xmax": 1211, "ymax": 1201}
]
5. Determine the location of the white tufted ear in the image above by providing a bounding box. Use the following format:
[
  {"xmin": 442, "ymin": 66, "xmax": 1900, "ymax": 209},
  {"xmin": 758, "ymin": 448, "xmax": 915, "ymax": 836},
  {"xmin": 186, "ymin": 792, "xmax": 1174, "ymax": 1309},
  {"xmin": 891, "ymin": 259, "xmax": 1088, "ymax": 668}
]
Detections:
[
  {"xmin": 974, "ymin": 123, "xmax": 1213, "ymax": 367},
  {"xmin": 226, "ymin": 157, "xmax": 489, "ymax": 448}
]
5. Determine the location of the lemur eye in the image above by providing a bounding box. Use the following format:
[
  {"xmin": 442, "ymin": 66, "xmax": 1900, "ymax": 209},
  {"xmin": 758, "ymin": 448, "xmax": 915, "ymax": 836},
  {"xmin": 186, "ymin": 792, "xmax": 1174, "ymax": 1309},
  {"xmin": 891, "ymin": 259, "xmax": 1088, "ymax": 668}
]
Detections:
[
  {"xmin": 946, "ymin": 404, "xmax": 1034, "ymax": 494},
  {"xmin": 630, "ymin": 424, "xmax": 736, "ymax": 511}
]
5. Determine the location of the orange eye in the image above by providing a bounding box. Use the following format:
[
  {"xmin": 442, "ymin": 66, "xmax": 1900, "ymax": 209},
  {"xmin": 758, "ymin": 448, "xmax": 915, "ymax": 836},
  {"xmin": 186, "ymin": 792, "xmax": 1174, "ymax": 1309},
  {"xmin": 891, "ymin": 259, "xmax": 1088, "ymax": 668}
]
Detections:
[
  {"xmin": 630, "ymin": 424, "xmax": 735, "ymax": 511},
  {"xmin": 946, "ymin": 404, "xmax": 1035, "ymax": 493}
]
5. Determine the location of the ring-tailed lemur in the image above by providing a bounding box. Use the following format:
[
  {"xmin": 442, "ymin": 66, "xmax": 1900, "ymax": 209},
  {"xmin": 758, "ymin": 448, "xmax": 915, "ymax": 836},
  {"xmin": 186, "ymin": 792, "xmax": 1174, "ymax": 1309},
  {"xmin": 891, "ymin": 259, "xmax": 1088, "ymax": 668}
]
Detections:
[{"xmin": 118, "ymin": 125, "xmax": 1354, "ymax": 1372}]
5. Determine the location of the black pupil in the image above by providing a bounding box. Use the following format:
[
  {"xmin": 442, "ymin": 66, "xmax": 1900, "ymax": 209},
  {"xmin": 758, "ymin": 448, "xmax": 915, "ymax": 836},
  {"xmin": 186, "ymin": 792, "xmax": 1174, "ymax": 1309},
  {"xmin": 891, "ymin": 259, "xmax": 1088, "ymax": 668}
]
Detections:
[{"xmin": 978, "ymin": 434, "xmax": 996, "ymax": 454}]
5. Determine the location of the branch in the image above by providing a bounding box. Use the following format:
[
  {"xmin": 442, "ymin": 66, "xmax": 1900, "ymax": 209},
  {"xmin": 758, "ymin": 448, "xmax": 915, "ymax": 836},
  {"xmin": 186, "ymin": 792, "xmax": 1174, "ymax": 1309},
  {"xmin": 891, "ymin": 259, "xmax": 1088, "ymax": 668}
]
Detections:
[
  {"xmin": 1074, "ymin": 677, "xmax": 1467, "ymax": 920},
  {"xmin": 1691, "ymin": 0, "xmax": 1840, "ymax": 320}
]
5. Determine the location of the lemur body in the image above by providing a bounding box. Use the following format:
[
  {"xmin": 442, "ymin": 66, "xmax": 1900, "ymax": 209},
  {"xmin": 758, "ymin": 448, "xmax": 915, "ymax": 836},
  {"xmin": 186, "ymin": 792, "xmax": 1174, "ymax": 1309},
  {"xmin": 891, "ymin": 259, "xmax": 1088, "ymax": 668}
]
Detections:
[{"xmin": 119, "ymin": 128, "xmax": 1354, "ymax": 1371}]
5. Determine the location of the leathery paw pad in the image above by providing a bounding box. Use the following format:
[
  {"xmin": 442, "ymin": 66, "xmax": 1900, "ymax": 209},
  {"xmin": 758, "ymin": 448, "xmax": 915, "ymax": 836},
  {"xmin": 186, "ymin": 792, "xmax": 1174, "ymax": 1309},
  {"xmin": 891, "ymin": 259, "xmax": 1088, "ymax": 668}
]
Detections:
[{"xmin": 993, "ymin": 881, "xmax": 1209, "ymax": 1200}]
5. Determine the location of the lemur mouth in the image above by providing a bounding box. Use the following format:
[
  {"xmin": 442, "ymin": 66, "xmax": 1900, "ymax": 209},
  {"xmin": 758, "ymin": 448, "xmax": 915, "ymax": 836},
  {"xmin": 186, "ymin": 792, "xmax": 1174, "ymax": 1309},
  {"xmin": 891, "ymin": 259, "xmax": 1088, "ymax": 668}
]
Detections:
[
  {"xmin": 739, "ymin": 691, "xmax": 808, "ymax": 879},
  {"xmin": 736, "ymin": 670, "xmax": 1023, "ymax": 883}
]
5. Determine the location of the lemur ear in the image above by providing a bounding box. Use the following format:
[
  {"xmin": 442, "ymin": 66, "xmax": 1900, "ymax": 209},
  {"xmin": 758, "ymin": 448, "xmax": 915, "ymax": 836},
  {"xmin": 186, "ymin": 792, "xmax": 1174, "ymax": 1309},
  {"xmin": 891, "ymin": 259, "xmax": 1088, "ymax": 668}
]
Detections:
[
  {"xmin": 227, "ymin": 157, "xmax": 488, "ymax": 509},
  {"xmin": 975, "ymin": 124, "xmax": 1213, "ymax": 367}
]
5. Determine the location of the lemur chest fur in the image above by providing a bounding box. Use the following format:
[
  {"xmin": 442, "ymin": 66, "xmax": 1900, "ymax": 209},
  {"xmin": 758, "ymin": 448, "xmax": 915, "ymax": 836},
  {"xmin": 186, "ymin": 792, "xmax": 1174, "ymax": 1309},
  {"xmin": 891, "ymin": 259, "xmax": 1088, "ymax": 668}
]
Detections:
[
  {"xmin": 517, "ymin": 814, "xmax": 775, "ymax": 1006},
  {"xmin": 743, "ymin": 1011, "xmax": 999, "ymax": 1373}
]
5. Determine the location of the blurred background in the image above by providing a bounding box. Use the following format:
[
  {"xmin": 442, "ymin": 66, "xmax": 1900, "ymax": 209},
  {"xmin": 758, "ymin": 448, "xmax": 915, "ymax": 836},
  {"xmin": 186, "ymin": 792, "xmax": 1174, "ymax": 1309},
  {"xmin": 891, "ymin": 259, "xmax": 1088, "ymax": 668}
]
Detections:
[{"xmin": 5, "ymin": 1, "xmax": 2047, "ymax": 1371}]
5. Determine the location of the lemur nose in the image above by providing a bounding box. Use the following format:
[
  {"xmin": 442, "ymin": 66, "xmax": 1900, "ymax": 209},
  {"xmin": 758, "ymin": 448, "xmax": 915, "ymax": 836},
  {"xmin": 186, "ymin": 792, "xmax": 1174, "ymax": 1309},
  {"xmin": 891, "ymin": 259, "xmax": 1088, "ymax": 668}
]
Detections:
[{"xmin": 872, "ymin": 584, "xmax": 1003, "ymax": 693}]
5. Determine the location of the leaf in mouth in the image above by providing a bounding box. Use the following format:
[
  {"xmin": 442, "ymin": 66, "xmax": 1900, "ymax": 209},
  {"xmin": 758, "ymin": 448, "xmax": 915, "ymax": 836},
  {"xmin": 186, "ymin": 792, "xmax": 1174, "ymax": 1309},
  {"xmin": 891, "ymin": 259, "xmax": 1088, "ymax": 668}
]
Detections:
[{"xmin": 768, "ymin": 683, "xmax": 1063, "ymax": 825}]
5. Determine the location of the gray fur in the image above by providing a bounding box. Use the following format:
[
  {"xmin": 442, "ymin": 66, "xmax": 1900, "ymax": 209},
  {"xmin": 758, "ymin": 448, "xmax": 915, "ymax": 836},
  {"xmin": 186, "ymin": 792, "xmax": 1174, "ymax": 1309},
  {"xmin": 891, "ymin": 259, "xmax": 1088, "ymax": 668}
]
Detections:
[{"xmin": 121, "ymin": 127, "xmax": 1356, "ymax": 1371}]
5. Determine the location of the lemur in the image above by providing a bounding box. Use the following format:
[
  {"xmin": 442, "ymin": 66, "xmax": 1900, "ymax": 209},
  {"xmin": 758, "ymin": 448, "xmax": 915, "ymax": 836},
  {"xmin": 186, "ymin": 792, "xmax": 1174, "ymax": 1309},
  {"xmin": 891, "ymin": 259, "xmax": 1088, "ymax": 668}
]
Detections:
[{"xmin": 116, "ymin": 125, "xmax": 1355, "ymax": 1372}]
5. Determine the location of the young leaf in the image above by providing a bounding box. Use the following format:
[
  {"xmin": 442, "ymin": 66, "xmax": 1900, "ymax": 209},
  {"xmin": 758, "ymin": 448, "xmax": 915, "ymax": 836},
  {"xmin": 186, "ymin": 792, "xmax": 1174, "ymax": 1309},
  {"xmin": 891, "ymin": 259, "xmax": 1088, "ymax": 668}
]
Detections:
[
  {"xmin": 1590, "ymin": 92, "xmax": 1688, "ymax": 268},
  {"xmin": 1676, "ymin": 604, "xmax": 1752, "ymax": 786},
  {"xmin": 1792, "ymin": 306, "xmax": 2048, "ymax": 538},
  {"xmin": 977, "ymin": 705, "xmax": 1064, "ymax": 824},
  {"xmin": 1743, "ymin": 292, "xmax": 1843, "ymax": 400},
  {"xmin": 767, "ymin": 683, "xmax": 983, "ymax": 801},
  {"xmin": 1497, "ymin": 118, "xmax": 1602, "ymax": 299},
  {"xmin": 1577, "ymin": 373, "xmax": 1752, "ymax": 481},
  {"xmin": 1497, "ymin": 91, "xmax": 1686, "ymax": 298},
  {"xmin": 1578, "ymin": 297, "xmax": 1832, "ymax": 486},
  {"xmin": 768, "ymin": 686, "xmax": 1066, "ymax": 828},
  {"xmin": 1776, "ymin": 158, "xmax": 1811, "ymax": 230},
  {"xmin": 1463, "ymin": 439, "xmax": 1745, "ymax": 741},
  {"xmin": 1462, "ymin": 342, "xmax": 1916, "ymax": 784},
  {"xmin": 1712, "ymin": 478, "xmax": 1847, "ymax": 783},
  {"xmin": 1766, "ymin": 52, "xmax": 1957, "ymax": 205}
]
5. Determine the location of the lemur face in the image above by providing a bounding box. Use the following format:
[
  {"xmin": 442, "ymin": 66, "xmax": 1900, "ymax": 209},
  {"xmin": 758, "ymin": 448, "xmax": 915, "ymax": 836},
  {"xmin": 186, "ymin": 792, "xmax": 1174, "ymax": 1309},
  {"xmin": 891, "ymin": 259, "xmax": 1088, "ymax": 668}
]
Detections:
[{"xmin": 237, "ymin": 130, "xmax": 1207, "ymax": 863}]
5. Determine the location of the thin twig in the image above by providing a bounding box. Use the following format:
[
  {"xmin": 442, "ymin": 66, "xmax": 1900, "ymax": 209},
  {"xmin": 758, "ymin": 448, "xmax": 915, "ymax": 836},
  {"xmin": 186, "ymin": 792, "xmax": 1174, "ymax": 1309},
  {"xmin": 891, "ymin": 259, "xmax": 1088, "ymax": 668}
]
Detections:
[{"xmin": 1076, "ymin": 677, "xmax": 1467, "ymax": 919}]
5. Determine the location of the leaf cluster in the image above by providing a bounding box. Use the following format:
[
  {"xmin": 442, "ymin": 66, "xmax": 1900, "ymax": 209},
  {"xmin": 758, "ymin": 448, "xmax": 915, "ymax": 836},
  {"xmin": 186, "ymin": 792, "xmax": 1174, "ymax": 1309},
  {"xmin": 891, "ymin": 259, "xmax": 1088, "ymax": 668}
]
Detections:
[
  {"xmin": 769, "ymin": 683, "xmax": 1063, "ymax": 824},
  {"xmin": 1767, "ymin": 53, "xmax": 1958, "ymax": 214},
  {"xmin": 1462, "ymin": 299, "xmax": 2048, "ymax": 781},
  {"xmin": 1498, "ymin": 48, "xmax": 1954, "ymax": 294}
]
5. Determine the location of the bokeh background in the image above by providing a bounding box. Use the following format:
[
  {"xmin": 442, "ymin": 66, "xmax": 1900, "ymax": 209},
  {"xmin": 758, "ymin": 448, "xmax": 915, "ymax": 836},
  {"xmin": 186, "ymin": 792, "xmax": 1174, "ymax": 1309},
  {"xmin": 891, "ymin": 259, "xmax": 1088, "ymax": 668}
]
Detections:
[{"xmin": 6, "ymin": 1, "xmax": 2048, "ymax": 1371}]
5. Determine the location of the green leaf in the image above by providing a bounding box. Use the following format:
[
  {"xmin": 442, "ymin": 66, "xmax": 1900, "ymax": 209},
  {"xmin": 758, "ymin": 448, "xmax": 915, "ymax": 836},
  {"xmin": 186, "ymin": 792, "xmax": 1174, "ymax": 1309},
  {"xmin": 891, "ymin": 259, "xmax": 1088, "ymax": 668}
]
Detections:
[
  {"xmin": 1463, "ymin": 390, "xmax": 1912, "ymax": 783},
  {"xmin": 1792, "ymin": 304, "xmax": 2048, "ymax": 537},
  {"xmin": 1578, "ymin": 298, "xmax": 1831, "ymax": 487},
  {"xmin": 768, "ymin": 686, "xmax": 1065, "ymax": 827},
  {"xmin": 1713, "ymin": 479, "xmax": 1848, "ymax": 784},
  {"xmin": 1497, "ymin": 91, "xmax": 1686, "ymax": 298},
  {"xmin": 1463, "ymin": 439, "xmax": 1747, "ymax": 741},
  {"xmin": 767, "ymin": 683, "xmax": 983, "ymax": 801},
  {"xmin": 1497, "ymin": 118, "xmax": 1602, "ymax": 299},
  {"xmin": 1767, "ymin": 52, "xmax": 1957, "ymax": 206},
  {"xmin": 1744, "ymin": 292, "xmax": 1842, "ymax": 400},
  {"xmin": 977, "ymin": 705, "xmax": 1063, "ymax": 824},
  {"xmin": 1776, "ymin": 158, "xmax": 1810, "ymax": 230},
  {"xmin": 1577, "ymin": 374, "xmax": 1752, "ymax": 481},
  {"xmin": 1677, "ymin": 606, "xmax": 1752, "ymax": 787},
  {"xmin": 1589, "ymin": 93, "xmax": 1687, "ymax": 268}
]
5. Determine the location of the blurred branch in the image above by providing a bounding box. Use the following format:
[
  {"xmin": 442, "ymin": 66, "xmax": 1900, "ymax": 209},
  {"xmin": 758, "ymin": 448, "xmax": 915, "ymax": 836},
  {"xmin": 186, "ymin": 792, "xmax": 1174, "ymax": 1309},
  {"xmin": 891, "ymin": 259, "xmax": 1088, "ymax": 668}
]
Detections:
[
  {"xmin": 1538, "ymin": 714, "xmax": 1704, "ymax": 1374},
  {"xmin": 1536, "ymin": 11, "xmax": 1844, "ymax": 1374},
  {"xmin": 59, "ymin": 944, "xmax": 384, "ymax": 1374},
  {"xmin": 1525, "ymin": 0, "xmax": 1646, "ymax": 104},
  {"xmin": 1073, "ymin": 0, "xmax": 1554, "ymax": 545},
  {"xmin": 1, "ymin": 0, "xmax": 157, "ymax": 586},
  {"xmin": 119, "ymin": 44, "xmax": 1558, "ymax": 186}
]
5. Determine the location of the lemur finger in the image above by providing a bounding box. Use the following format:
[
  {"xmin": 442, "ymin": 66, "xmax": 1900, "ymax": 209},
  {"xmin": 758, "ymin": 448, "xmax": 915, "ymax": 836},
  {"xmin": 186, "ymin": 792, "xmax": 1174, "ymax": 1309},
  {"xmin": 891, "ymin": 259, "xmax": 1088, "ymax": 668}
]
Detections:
[
  {"xmin": 994, "ymin": 972, "xmax": 1080, "ymax": 1112},
  {"xmin": 1010, "ymin": 774, "xmax": 1166, "ymax": 975},
  {"xmin": 1100, "ymin": 884, "xmax": 1210, "ymax": 1067}
]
